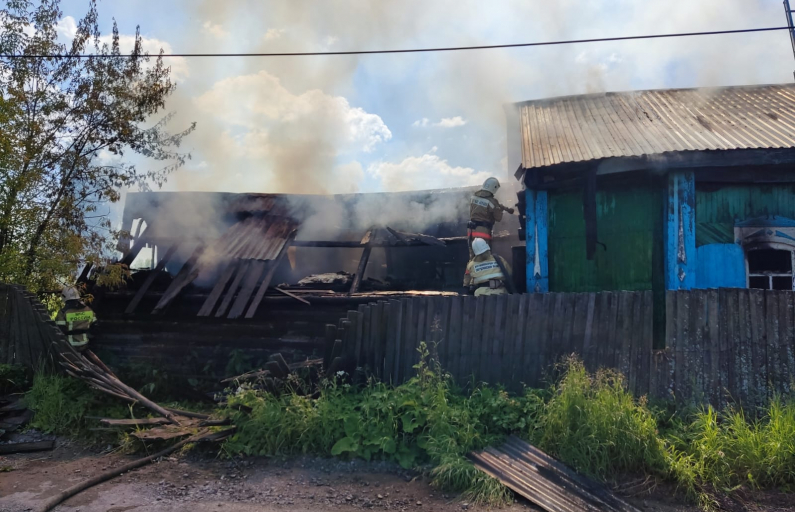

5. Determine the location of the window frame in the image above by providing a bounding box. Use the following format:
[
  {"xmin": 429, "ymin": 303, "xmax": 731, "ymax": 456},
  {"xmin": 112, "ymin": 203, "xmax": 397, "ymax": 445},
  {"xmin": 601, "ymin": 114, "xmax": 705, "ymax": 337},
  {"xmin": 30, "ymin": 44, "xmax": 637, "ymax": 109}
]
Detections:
[{"xmin": 744, "ymin": 243, "xmax": 795, "ymax": 291}]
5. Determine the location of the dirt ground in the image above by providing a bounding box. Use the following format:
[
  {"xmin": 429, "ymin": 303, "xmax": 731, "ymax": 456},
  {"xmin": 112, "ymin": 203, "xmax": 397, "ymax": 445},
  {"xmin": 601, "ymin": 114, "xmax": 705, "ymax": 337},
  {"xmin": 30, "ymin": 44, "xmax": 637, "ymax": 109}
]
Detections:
[{"xmin": 0, "ymin": 440, "xmax": 792, "ymax": 512}]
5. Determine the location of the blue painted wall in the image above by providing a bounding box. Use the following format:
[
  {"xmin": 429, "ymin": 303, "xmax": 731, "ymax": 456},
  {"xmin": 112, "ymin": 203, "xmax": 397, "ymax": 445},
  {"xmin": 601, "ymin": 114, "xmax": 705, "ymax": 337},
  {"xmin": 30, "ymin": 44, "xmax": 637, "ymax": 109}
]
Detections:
[
  {"xmin": 695, "ymin": 244, "xmax": 746, "ymax": 289},
  {"xmin": 665, "ymin": 172, "xmax": 697, "ymax": 290},
  {"xmin": 525, "ymin": 189, "xmax": 549, "ymax": 293}
]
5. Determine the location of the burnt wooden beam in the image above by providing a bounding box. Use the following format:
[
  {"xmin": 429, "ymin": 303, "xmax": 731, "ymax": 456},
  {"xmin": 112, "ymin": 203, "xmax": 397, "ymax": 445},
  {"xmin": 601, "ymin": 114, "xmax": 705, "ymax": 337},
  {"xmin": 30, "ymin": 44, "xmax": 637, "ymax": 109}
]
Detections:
[
  {"xmin": 349, "ymin": 229, "xmax": 374, "ymax": 295},
  {"xmin": 385, "ymin": 226, "xmax": 446, "ymax": 247},
  {"xmin": 151, "ymin": 243, "xmax": 206, "ymax": 314},
  {"xmin": 124, "ymin": 242, "xmax": 180, "ymax": 315},
  {"xmin": 244, "ymin": 231, "xmax": 297, "ymax": 319},
  {"xmin": 274, "ymin": 286, "xmax": 311, "ymax": 305}
]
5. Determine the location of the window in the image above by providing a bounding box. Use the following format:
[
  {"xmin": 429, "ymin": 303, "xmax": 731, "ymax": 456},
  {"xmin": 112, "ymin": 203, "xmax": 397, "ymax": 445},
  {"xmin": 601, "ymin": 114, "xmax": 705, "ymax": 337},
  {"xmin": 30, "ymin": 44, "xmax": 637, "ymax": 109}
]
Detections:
[{"xmin": 747, "ymin": 248, "xmax": 795, "ymax": 290}]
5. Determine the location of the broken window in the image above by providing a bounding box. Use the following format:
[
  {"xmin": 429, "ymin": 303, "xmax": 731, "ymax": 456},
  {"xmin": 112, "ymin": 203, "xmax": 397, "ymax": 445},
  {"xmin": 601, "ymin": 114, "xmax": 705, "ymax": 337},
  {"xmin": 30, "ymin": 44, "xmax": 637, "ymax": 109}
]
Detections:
[{"xmin": 747, "ymin": 248, "xmax": 795, "ymax": 290}]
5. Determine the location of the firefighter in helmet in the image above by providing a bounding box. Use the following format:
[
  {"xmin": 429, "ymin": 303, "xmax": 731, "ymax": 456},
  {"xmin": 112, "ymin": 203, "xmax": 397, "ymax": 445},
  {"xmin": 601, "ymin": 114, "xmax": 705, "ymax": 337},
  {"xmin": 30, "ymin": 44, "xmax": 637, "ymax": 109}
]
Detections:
[
  {"xmin": 55, "ymin": 286, "xmax": 97, "ymax": 352},
  {"xmin": 468, "ymin": 177, "xmax": 514, "ymax": 258},
  {"xmin": 463, "ymin": 238, "xmax": 512, "ymax": 296}
]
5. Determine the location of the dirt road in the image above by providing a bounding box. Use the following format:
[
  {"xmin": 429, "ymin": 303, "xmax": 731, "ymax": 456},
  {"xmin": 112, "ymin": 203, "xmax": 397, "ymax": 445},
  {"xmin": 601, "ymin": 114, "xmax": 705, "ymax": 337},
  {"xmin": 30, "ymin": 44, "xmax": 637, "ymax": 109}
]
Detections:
[{"xmin": 0, "ymin": 441, "xmax": 788, "ymax": 512}]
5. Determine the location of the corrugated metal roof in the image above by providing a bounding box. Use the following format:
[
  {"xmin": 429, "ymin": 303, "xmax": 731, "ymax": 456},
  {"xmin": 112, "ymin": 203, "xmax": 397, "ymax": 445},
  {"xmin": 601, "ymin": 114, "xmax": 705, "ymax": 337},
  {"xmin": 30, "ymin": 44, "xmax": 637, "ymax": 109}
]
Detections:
[
  {"xmin": 206, "ymin": 215, "xmax": 297, "ymax": 263},
  {"xmin": 470, "ymin": 436, "xmax": 639, "ymax": 512},
  {"xmin": 517, "ymin": 84, "xmax": 795, "ymax": 169}
]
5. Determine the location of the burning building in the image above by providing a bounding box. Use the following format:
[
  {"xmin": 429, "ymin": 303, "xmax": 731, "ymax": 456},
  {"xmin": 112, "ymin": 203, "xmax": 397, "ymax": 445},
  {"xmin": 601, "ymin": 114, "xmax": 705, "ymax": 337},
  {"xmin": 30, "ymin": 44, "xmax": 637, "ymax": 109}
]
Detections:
[{"xmin": 87, "ymin": 188, "xmax": 519, "ymax": 379}]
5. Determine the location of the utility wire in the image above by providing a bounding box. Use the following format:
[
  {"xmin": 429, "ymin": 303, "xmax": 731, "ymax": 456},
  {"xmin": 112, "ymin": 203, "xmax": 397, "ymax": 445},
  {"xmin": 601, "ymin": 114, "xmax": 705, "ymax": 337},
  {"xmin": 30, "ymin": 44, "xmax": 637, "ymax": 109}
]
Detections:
[{"xmin": 0, "ymin": 26, "xmax": 791, "ymax": 58}]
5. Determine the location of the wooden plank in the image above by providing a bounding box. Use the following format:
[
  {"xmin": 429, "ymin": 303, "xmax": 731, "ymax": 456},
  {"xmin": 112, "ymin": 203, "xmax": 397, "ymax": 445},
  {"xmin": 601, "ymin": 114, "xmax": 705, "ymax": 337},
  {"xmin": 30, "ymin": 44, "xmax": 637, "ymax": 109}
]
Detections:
[
  {"xmin": 736, "ymin": 289, "xmax": 752, "ymax": 407},
  {"xmin": 509, "ymin": 294, "xmax": 525, "ymax": 389},
  {"xmin": 446, "ymin": 296, "xmax": 464, "ymax": 383},
  {"xmin": 523, "ymin": 294, "xmax": 542, "ymax": 387},
  {"xmin": 324, "ymin": 324, "xmax": 337, "ymax": 368},
  {"xmin": 214, "ymin": 260, "xmax": 251, "ymax": 318},
  {"xmin": 571, "ymin": 293, "xmax": 589, "ymax": 363},
  {"xmin": 244, "ymin": 235, "xmax": 295, "ymax": 319},
  {"xmin": 373, "ymin": 301, "xmax": 387, "ymax": 378},
  {"xmin": 100, "ymin": 417, "xmax": 171, "ymax": 427},
  {"xmin": 401, "ymin": 298, "xmax": 417, "ymax": 383},
  {"xmin": 383, "ymin": 301, "xmax": 398, "ymax": 384},
  {"xmin": 125, "ymin": 243, "xmax": 180, "ymax": 315},
  {"xmin": 717, "ymin": 288, "xmax": 730, "ymax": 407},
  {"xmin": 748, "ymin": 288, "xmax": 767, "ymax": 408},
  {"xmin": 360, "ymin": 306, "xmax": 372, "ymax": 371},
  {"xmin": 704, "ymin": 289, "xmax": 720, "ymax": 407},
  {"xmin": 581, "ymin": 293, "xmax": 598, "ymax": 372},
  {"xmin": 694, "ymin": 290, "xmax": 709, "ymax": 404},
  {"xmin": 490, "ymin": 295, "xmax": 507, "ymax": 387},
  {"xmin": 470, "ymin": 297, "xmax": 486, "ymax": 383},
  {"xmin": 355, "ymin": 304, "xmax": 367, "ymax": 359},
  {"xmin": 638, "ymin": 291, "xmax": 654, "ymax": 396},
  {"xmin": 151, "ymin": 243, "xmax": 206, "ymax": 314},
  {"xmin": 349, "ymin": 229, "xmax": 374, "ymax": 295},
  {"xmin": 227, "ymin": 260, "xmax": 269, "ymax": 319},
  {"xmin": 395, "ymin": 298, "xmax": 410, "ymax": 384},
  {"xmin": 624, "ymin": 292, "xmax": 642, "ymax": 394},
  {"xmin": 766, "ymin": 291, "xmax": 782, "ymax": 401},
  {"xmin": 479, "ymin": 296, "xmax": 497, "ymax": 385},
  {"xmin": 0, "ymin": 440, "xmax": 55, "ymax": 455},
  {"xmin": 436, "ymin": 297, "xmax": 452, "ymax": 371},
  {"xmin": 367, "ymin": 302, "xmax": 380, "ymax": 375},
  {"xmin": 459, "ymin": 296, "xmax": 475, "ymax": 385},
  {"xmin": 781, "ymin": 292, "xmax": 795, "ymax": 396},
  {"xmin": 196, "ymin": 260, "xmax": 238, "ymax": 317},
  {"xmin": 391, "ymin": 300, "xmax": 404, "ymax": 384}
]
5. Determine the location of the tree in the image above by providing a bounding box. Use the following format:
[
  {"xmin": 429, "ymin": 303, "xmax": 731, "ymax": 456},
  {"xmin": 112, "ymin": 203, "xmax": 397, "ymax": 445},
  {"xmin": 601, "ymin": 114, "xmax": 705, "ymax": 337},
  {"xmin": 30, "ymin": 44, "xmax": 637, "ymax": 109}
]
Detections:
[{"xmin": 0, "ymin": 0, "xmax": 194, "ymax": 293}]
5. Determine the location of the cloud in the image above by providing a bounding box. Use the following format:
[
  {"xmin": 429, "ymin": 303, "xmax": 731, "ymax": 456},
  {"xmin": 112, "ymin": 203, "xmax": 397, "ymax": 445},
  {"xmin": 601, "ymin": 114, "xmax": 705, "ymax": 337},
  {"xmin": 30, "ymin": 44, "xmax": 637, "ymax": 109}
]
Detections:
[
  {"xmin": 56, "ymin": 16, "xmax": 189, "ymax": 81},
  {"xmin": 55, "ymin": 16, "xmax": 77, "ymax": 39},
  {"xmin": 434, "ymin": 116, "xmax": 467, "ymax": 128},
  {"xmin": 195, "ymin": 70, "xmax": 391, "ymax": 153},
  {"xmin": 368, "ymin": 154, "xmax": 490, "ymax": 192},
  {"xmin": 202, "ymin": 21, "xmax": 228, "ymax": 39},
  {"xmin": 263, "ymin": 28, "xmax": 285, "ymax": 41},
  {"xmin": 413, "ymin": 117, "xmax": 468, "ymax": 128}
]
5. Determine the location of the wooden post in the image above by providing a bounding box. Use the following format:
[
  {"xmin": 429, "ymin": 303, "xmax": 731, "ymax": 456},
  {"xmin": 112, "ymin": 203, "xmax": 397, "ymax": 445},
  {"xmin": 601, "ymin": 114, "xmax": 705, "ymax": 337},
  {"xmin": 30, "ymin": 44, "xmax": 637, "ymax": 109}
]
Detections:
[{"xmin": 349, "ymin": 229, "xmax": 375, "ymax": 295}]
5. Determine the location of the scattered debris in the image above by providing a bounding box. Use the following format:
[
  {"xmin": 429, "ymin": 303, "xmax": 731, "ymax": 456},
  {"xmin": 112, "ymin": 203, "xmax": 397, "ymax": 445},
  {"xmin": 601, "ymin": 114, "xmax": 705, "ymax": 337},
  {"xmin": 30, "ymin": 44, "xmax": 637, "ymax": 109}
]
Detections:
[
  {"xmin": 469, "ymin": 436, "xmax": 639, "ymax": 512},
  {"xmin": 297, "ymin": 272, "xmax": 353, "ymax": 288}
]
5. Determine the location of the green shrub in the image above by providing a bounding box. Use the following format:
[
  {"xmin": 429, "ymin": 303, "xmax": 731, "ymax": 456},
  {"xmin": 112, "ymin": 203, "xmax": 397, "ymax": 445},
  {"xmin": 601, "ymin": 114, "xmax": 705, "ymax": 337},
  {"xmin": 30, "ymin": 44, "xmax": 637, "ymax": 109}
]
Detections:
[
  {"xmin": 0, "ymin": 364, "xmax": 31, "ymax": 395},
  {"xmin": 25, "ymin": 373, "xmax": 127, "ymax": 437},
  {"xmin": 531, "ymin": 358, "xmax": 667, "ymax": 479}
]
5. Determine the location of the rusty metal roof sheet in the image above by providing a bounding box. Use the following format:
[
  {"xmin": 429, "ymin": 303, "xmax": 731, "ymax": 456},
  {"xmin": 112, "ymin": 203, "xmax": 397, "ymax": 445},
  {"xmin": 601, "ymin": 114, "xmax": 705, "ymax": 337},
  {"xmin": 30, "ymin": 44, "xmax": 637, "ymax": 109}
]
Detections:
[
  {"xmin": 470, "ymin": 436, "xmax": 639, "ymax": 512},
  {"xmin": 212, "ymin": 215, "xmax": 297, "ymax": 262},
  {"xmin": 517, "ymin": 84, "xmax": 795, "ymax": 169}
]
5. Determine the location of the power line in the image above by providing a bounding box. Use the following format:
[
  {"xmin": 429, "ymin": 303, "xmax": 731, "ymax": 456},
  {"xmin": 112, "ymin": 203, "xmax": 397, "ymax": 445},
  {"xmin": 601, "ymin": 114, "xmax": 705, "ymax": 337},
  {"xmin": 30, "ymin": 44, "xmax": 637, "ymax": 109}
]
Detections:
[{"xmin": 0, "ymin": 26, "xmax": 790, "ymax": 59}]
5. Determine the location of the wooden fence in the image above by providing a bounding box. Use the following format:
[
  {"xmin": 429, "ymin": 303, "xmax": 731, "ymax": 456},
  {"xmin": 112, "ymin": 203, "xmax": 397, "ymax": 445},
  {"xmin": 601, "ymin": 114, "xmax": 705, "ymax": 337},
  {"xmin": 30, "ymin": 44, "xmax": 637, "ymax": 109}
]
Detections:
[
  {"xmin": 332, "ymin": 289, "xmax": 795, "ymax": 408},
  {"xmin": 0, "ymin": 284, "xmax": 62, "ymax": 368},
  {"xmin": 656, "ymin": 289, "xmax": 795, "ymax": 409},
  {"xmin": 330, "ymin": 291, "xmax": 654, "ymax": 395}
]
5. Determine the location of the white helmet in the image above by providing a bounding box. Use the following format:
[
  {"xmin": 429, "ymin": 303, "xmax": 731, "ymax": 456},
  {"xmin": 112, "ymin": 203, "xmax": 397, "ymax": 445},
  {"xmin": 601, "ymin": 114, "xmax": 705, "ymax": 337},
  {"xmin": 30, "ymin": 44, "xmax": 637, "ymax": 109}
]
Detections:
[
  {"xmin": 481, "ymin": 177, "xmax": 500, "ymax": 194},
  {"xmin": 62, "ymin": 286, "xmax": 80, "ymax": 301},
  {"xmin": 472, "ymin": 238, "xmax": 490, "ymax": 256}
]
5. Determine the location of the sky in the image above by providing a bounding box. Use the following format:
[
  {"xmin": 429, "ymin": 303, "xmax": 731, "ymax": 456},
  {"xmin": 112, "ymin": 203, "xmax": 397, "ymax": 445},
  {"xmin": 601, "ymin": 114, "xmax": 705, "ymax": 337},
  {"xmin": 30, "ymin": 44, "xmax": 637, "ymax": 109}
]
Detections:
[{"xmin": 55, "ymin": 0, "xmax": 795, "ymax": 198}]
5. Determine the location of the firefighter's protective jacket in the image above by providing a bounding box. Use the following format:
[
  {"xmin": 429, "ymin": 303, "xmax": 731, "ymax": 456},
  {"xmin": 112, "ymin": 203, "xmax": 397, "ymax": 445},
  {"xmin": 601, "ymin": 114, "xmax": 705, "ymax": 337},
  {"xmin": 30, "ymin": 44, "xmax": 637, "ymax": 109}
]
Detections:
[
  {"xmin": 469, "ymin": 190, "xmax": 504, "ymax": 227},
  {"xmin": 463, "ymin": 253, "xmax": 512, "ymax": 287},
  {"xmin": 55, "ymin": 300, "xmax": 96, "ymax": 350}
]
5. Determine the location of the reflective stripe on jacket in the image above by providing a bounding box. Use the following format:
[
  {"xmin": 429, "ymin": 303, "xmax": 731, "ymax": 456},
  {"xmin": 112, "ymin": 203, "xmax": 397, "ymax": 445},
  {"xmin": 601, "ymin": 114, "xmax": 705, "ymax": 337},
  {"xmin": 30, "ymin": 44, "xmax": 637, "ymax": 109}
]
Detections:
[
  {"xmin": 55, "ymin": 302, "xmax": 96, "ymax": 348},
  {"xmin": 464, "ymin": 254, "xmax": 509, "ymax": 286}
]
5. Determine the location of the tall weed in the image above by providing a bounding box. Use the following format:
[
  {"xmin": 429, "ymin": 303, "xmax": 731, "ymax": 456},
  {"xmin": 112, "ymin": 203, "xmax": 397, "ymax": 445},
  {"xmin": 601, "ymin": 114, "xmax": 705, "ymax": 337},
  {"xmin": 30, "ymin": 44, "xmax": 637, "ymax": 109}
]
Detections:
[{"xmin": 531, "ymin": 359, "xmax": 666, "ymax": 479}]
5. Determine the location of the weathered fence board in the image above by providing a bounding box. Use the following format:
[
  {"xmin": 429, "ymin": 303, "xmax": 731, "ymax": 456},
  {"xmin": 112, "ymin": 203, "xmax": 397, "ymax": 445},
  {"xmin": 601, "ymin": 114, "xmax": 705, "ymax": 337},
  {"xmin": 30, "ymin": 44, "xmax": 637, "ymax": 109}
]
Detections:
[{"xmin": 336, "ymin": 291, "xmax": 653, "ymax": 394}]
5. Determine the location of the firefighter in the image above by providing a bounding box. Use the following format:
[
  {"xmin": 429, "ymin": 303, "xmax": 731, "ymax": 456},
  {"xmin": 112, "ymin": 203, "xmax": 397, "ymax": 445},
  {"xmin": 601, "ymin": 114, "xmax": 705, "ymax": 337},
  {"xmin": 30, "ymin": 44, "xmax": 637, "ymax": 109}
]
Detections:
[
  {"xmin": 55, "ymin": 286, "xmax": 97, "ymax": 352},
  {"xmin": 463, "ymin": 238, "xmax": 512, "ymax": 296},
  {"xmin": 468, "ymin": 177, "xmax": 514, "ymax": 258}
]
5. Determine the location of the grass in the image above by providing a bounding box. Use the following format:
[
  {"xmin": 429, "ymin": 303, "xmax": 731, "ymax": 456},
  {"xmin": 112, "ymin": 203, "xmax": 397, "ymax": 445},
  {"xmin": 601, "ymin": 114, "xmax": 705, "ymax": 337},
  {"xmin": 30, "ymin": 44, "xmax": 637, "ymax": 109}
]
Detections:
[{"xmin": 20, "ymin": 347, "xmax": 795, "ymax": 510}]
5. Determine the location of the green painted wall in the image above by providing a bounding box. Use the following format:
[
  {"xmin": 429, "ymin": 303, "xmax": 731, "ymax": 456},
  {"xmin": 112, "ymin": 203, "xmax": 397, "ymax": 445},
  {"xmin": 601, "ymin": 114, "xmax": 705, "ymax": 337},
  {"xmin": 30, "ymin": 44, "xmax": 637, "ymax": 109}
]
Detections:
[
  {"xmin": 547, "ymin": 182, "xmax": 659, "ymax": 292},
  {"xmin": 696, "ymin": 184, "xmax": 795, "ymax": 246}
]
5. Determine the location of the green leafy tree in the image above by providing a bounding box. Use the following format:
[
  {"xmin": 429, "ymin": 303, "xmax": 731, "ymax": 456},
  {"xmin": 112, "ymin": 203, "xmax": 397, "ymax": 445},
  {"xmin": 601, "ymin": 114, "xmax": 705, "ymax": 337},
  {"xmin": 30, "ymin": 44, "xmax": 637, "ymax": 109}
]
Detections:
[{"xmin": 0, "ymin": 0, "xmax": 194, "ymax": 292}]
